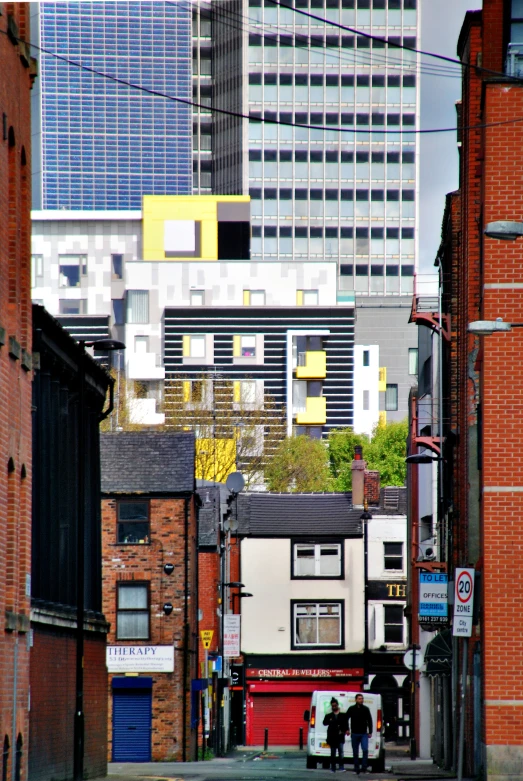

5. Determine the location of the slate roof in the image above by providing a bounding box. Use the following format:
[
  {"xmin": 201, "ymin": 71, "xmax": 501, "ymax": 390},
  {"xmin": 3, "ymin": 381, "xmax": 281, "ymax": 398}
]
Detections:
[
  {"xmin": 100, "ymin": 432, "xmax": 195, "ymax": 495},
  {"xmin": 237, "ymin": 492, "xmax": 364, "ymax": 537}
]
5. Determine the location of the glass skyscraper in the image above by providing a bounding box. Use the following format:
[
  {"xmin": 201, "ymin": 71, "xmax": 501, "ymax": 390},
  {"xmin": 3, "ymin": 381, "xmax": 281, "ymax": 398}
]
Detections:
[
  {"xmin": 213, "ymin": 0, "xmax": 419, "ymax": 295},
  {"xmin": 32, "ymin": 1, "xmax": 192, "ymax": 210}
]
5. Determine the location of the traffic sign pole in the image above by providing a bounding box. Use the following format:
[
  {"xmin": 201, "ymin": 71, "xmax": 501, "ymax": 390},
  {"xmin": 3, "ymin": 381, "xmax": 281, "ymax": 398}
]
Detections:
[{"xmin": 453, "ymin": 568, "xmax": 475, "ymax": 781}]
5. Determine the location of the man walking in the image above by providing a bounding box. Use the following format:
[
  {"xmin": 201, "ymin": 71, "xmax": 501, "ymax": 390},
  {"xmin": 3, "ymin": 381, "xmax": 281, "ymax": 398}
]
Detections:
[
  {"xmin": 323, "ymin": 697, "xmax": 348, "ymax": 772},
  {"xmin": 346, "ymin": 694, "xmax": 373, "ymax": 774}
]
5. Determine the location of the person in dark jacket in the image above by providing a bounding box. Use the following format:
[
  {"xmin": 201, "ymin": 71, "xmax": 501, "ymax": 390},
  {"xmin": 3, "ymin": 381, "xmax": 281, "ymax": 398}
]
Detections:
[
  {"xmin": 323, "ymin": 698, "xmax": 348, "ymax": 772},
  {"xmin": 346, "ymin": 694, "xmax": 373, "ymax": 774}
]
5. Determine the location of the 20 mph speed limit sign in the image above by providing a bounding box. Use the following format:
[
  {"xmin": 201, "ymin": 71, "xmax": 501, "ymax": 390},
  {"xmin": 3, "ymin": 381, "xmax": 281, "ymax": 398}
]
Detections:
[{"xmin": 453, "ymin": 568, "xmax": 475, "ymax": 637}]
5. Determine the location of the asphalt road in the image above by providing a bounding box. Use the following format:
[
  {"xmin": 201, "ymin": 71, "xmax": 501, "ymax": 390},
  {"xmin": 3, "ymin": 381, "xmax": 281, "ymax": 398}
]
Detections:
[{"xmin": 106, "ymin": 745, "xmax": 453, "ymax": 781}]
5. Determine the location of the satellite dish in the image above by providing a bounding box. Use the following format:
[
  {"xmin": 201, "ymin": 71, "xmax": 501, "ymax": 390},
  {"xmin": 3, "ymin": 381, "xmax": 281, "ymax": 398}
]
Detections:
[{"xmin": 226, "ymin": 471, "xmax": 245, "ymax": 494}]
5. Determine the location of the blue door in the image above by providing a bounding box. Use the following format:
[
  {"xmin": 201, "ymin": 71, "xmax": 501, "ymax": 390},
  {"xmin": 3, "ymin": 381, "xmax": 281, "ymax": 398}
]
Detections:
[{"xmin": 112, "ymin": 687, "xmax": 152, "ymax": 761}]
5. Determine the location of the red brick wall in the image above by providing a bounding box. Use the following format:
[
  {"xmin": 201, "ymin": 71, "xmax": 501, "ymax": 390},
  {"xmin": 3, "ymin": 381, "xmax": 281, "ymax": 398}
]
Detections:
[
  {"xmin": 29, "ymin": 627, "xmax": 108, "ymax": 781},
  {"xmin": 198, "ymin": 551, "xmax": 221, "ymax": 658},
  {"xmin": 0, "ymin": 6, "xmax": 34, "ymax": 781},
  {"xmin": 102, "ymin": 496, "xmax": 198, "ymax": 761}
]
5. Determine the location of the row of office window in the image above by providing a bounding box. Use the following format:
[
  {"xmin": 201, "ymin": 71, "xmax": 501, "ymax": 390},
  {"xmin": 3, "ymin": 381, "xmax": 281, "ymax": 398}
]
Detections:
[
  {"xmin": 248, "ymin": 32, "xmax": 416, "ymax": 50},
  {"xmin": 248, "ymin": 0, "xmax": 416, "ymax": 8},
  {"xmin": 250, "ymin": 110, "xmax": 416, "ymax": 127},
  {"xmin": 253, "ymin": 225, "xmax": 414, "ymax": 238},
  {"xmin": 249, "ymin": 73, "xmax": 416, "ymax": 88},
  {"xmin": 339, "ymin": 264, "xmax": 414, "ymax": 276},
  {"xmin": 249, "ymin": 148, "xmax": 415, "ymax": 163},
  {"xmin": 249, "ymin": 187, "xmax": 415, "ymax": 200}
]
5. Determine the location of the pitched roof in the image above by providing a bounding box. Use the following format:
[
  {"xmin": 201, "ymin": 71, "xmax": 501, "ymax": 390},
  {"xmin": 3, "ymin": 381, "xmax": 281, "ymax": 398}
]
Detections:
[
  {"xmin": 100, "ymin": 432, "xmax": 195, "ymax": 495},
  {"xmin": 237, "ymin": 492, "xmax": 364, "ymax": 537}
]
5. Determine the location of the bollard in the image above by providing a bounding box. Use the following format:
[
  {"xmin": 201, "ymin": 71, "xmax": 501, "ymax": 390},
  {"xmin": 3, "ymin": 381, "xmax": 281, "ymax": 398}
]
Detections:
[
  {"xmin": 264, "ymin": 728, "xmax": 269, "ymax": 752},
  {"xmin": 299, "ymin": 727, "xmax": 303, "ymax": 750}
]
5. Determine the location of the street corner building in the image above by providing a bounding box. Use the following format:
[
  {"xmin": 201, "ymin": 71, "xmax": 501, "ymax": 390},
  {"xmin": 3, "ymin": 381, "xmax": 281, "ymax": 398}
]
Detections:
[
  {"xmin": 0, "ymin": 5, "xmax": 36, "ymax": 780},
  {"xmin": 100, "ymin": 431, "xmax": 199, "ymax": 762}
]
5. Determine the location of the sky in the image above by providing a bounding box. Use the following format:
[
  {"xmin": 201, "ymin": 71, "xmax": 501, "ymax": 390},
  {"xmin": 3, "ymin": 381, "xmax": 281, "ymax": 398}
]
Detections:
[{"xmin": 419, "ymin": 0, "xmax": 481, "ymax": 273}]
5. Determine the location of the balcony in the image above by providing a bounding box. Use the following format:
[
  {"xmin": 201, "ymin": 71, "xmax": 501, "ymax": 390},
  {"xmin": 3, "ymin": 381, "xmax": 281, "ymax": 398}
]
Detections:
[
  {"xmin": 296, "ymin": 350, "xmax": 326, "ymax": 379},
  {"xmin": 295, "ymin": 396, "xmax": 327, "ymax": 425}
]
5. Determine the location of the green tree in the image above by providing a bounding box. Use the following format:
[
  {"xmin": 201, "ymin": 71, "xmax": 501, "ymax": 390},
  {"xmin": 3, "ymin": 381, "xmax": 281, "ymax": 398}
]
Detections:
[
  {"xmin": 327, "ymin": 428, "xmax": 370, "ymax": 491},
  {"xmin": 364, "ymin": 419, "xmax": 409, "ymax": 487},
  {"xmin": 264, "ymin": 435, "xmax": 332, "ymax": 492}
]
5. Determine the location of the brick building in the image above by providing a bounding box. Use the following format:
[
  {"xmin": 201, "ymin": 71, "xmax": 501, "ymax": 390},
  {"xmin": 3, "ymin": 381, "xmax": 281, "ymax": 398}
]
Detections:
[
  {"xmin": 408, "ymin": 2, "xmax": 523, "ymax": 778},
  {"xmin": 30, "ymin": 306, "xmax": 113, "ymax": 781},
  {"xmin": 0, "ymin": 5, "xmax": 36, "ymax": 778},
  {"xmin": 100, "ymin": 432, "xmax": 198, "ymax": 762}
]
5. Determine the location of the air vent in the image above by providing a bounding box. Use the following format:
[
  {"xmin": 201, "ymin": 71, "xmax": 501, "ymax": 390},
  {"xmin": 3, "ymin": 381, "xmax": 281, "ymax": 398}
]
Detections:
[{"xmin": 383, "ymin": 486, "xmax": 399, "ymax": 510}]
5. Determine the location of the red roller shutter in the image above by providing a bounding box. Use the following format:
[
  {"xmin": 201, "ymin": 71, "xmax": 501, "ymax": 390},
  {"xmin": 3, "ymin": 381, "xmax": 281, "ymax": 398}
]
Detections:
[{"xmin": 249, "ymin": 693, "xmax": 310, "ymax": 746}]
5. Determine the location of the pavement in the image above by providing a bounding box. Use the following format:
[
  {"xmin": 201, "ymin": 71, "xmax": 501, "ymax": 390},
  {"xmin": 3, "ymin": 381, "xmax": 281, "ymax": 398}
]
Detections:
[{"xmin": 92, "ymin": 743, "xmax": 472, "ymax": 781}]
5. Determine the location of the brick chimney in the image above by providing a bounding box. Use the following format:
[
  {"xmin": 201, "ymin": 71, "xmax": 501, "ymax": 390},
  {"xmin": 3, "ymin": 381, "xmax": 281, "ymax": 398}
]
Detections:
[
  {"xmin": 351, "ymin": 445, "xmax": 366, "ymax": 506},
  {"xmin": 364, "ymin": 470, "xmax": 381, "ymax": 506}
]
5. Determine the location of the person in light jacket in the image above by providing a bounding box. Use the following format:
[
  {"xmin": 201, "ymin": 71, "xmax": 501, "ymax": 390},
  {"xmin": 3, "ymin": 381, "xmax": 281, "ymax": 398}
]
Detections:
[{"xmin": 323, "ymin": 697, "xmax": 348, "ymax": 773}]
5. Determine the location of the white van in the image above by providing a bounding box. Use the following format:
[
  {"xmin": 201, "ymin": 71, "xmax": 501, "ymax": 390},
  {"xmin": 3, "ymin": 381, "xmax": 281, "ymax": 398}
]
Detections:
[{"xmin": 304, "ymin": 690, "xmax": 385, "ymax": 771}]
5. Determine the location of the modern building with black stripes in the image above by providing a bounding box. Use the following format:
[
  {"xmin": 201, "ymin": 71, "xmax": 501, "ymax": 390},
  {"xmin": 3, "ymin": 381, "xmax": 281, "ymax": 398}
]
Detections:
[{"xmin": 163, "ymin": 305, "xmax": 355, "ymax": 439}]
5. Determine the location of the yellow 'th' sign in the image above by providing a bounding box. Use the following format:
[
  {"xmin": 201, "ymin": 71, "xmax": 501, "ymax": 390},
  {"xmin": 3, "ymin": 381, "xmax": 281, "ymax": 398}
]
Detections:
[{"xmin": 200, "ymin": 630, "xmax": 214, "ymax": 649}]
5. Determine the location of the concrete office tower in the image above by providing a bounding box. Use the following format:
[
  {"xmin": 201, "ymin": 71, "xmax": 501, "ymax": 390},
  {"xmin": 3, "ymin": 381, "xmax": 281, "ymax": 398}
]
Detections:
[
  {"xmin": 31, "ymin": 1, "xmax": 193, "ymax": 210},
  {"xmin": 213, "ymin": 0, "xmax": 419, "ymax": 295}
]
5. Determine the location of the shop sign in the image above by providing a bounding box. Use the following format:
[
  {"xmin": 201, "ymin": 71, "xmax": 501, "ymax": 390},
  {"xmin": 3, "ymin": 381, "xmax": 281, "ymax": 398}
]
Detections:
[
  {"xmin": 368, "ymin": 581, "xmax": 407, "ymax": 600},
  {"xmin": 224, "ymin": 614, "xmax": 241, "ymax": 657},
  {"xmin": 419, "ymin": 572, "xmax": 448, "ymax": 624},
  {"xmin": 246, "ymin": 667, "xmax": 363, "ymax": 679},
  {"xmin": 106, "ymin": 645, "xmax": 174, "ymax": 673}
]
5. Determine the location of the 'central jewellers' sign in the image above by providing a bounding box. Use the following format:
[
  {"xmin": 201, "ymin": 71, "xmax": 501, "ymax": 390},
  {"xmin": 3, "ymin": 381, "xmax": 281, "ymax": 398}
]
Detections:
[{"xmin": 106, "ymin": 645, "xmax": 174, "ymax": 673}]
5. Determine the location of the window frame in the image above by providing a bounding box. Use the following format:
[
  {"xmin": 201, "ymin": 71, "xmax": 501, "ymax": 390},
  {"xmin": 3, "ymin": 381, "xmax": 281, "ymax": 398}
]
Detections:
[
  {"xmin": 408, "ymin": 347, "xmax": 418, "ymax": 376},
  {"xmin": 384, "ymin": 541, "xmax": 404, "ymax": 571},
  {"xmin": 383, "ymin": 603, "xmax": 405, "ymax": 645},
  {"xmin": 116, "ymin": 581, "xmax": 150, "ymax": 641},
  {"xmin": 189, "ymin": 334, "xmax": 206, "ymax": 358},
  {"xmin": 240, "ymin": 334, "xmax": 257, "ymax": 358},
  {"xmin": 117, "ymin": 500, "xmax": 150, "ymax": 545},
  {"xmin": 291, "ymin": 539, "xmax": 344, "ymax": 580},
  {"xmin": 385, "ymin": 383, "xmax": 398, "ymax": 411},
  {"xmin": 291, "ymin": 599, "xmax": 345, "ymax": 650}
]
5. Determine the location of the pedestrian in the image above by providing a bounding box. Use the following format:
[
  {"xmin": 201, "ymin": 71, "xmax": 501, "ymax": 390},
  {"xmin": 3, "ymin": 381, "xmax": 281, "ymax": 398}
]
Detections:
[
  {"xmin": 323, "ymin": 697, "xmax": 348, "ymax": 773},
  {"xmin": 346, "ymin": 693, "xmax": 373, "ymax": 775}
]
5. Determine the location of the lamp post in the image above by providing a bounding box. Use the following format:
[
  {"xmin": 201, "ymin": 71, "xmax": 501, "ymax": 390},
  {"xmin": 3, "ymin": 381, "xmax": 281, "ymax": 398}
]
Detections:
[
  {"xmin": 360, "ymin": 505, "xmax": 372, "ymax": 686},
  {"xmin": 73, "ymin": 338, "xmax": 124, "ymax": 781}
]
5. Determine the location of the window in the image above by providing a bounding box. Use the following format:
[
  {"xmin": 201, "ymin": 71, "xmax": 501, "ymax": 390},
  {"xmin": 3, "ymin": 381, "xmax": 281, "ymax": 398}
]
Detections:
[
  {"xmin": 385, "ymin": 383, "xmax": 398, "ymax": 411},
  {"xmin": 384, "ymin": 542, "xmax": 403, "ymax": 570},
  {"xmin": 127, "ymin": 290, "xmax": 149, "ymax": 324},
  {"xmin": 188, "ymin": 335, "xmax": 205, "ymax": 358},
  {"xmin": 408, "ymin": 348, "xmax": 418, "ymax": 375},
  {"xmin": 241, "ymin": 335, "xmax": 256, "ymax": 357},
  {"xmin": 117, "ymin": 501, "xmax": 149, "ymax": 544},
  {"xmin": 112, "ymin": 299, "xmax": 124, "ymax": 324},
  {"xmin": 59, "ymin": 255, "xmax": 87, "ymax": 288},
  {"xmin": 111, "ymin": 253, "xmax": 123, "ymax": 280},
  {"xmin": 59, "ymin": 299, "xmax": 87, "ymax": 315},
  {"xmin": 303, "ymin": 290, "xmax": 319, "ymax": 305},
  {"xmin": 117, "ymin": 583, "xmax": 149, "ymax": 639},
  {"xmin": 249, "ymin": 290, "xmax": 266, "ymax": 305},
  {"xmin": 363, "ymin": 350, "xmax": 370, "ymax": 367},
  {"xmin": 135, "ymin": 335, "xmax": 148, "ymax": 354},
  {"xmin": 293, "ymin": 543, "xmax": 342, "ymax": 577},
  {"xmin": 240, "ymin": 380, "xmax": 256, "ymax": 404},
  {"xmin": 31, "ymin": 254, "xmax": 43, "ymax": 284},
  {"xmin": 384, "ymin": 604, "xmax": 404, "ymax": 644},
  {"xmin": 293, "ymin": 601, "xmax": 343, "ymax": 648},
  {"xmin": 190, "ymin": 290, "xmax": 205, "ymax": 306},
  {"xmin": 363, "ymin": 390, "xmax": 370, "ymax": 411}
]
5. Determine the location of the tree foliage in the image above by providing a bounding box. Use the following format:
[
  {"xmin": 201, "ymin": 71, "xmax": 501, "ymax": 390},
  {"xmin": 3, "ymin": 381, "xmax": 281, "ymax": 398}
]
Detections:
[
  {"xmin": 264, "ymin": 435, "xmax": 332, "ymax": 492},
  {"xmin": 327, "ymin": 428, "xmax": 370, "ymax": 491},
  {"xmin": 364, "ymin": 419, "xmax": 409, "ymax": 487}
]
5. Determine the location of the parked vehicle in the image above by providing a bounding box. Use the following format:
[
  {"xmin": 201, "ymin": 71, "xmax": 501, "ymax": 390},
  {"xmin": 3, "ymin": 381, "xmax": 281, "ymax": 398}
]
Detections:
[{"xmin": 304, "ymin": 690, "xmax": 385, "ymax": 771}]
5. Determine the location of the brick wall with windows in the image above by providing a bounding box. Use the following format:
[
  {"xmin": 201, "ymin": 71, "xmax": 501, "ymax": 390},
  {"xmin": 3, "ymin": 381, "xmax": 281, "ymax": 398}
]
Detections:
[
  {"xmin": 0, "ymin": 6, "xmax": 34, "ymax": 780},
  {"xmin": 102, "ymin": 495, "xmax": 198, "ymax": 761}
]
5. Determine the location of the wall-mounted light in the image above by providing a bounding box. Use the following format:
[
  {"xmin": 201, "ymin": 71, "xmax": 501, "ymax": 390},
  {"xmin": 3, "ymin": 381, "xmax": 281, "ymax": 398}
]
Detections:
[
  {"xmin": 164, "ymin": 563, "xmax": 174, "ymax": 575},
  {"xmin": 163, "ymin": 602, "xmax": 174, "ymax": 616}
]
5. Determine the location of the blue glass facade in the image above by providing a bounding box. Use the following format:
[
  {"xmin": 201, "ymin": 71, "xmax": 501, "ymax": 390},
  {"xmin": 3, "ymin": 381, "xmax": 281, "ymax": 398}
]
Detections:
[{"xmin": 37, "ymin": 1, "xmax": 192, "ymax": 210}]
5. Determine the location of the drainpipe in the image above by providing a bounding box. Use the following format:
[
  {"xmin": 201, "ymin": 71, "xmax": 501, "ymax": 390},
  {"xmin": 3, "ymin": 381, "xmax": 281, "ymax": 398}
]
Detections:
[{"xmin": 182, "ymin": 497, "xmax": 190, "ymax": 762}]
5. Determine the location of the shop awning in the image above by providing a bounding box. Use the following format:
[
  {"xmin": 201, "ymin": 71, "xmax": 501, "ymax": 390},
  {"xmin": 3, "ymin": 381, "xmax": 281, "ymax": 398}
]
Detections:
[{"xmin": 424, "ymin": 628, "xmax": 452, "ymax": 677}]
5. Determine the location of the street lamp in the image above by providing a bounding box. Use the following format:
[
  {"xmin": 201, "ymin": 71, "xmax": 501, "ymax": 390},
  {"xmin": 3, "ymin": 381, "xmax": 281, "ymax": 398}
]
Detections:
[
  {"xmin": 360, "ymin": 504, "xmax": 372, "ymax": 685},
  {"xmin": 468, "ymin": 318, "xmax": 523, "ymax": 335},
  {"xmin": 405, "ymin": 452, "xmax": 442, "ymax": 465},
  {"xmin": 484, "ymin": 220, "xmax": 523, "ymax": 240},
  {"xmin": 74, "ymin": 337, "xmax": 125, "ymax": 781}
]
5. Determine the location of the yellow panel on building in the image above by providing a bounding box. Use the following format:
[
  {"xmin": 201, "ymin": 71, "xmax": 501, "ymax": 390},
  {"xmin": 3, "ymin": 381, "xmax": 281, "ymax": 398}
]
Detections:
[
  {"xmin": 296, "ymin": 351, "xmax": 327, "ymax": 379},
  {"xmin": 296, "ymin": 396, "xmax": 327, "ymax": 425},
  {"xmin": 379, "ymin": 411, "xmax": 387, "ymax": 427},
  {"xmin": 378, "ymin": 367, "xmax": 387, "ymax": 391},
  {"xmin": 142, "ymin": 195, "xmax": 250, "ymax": 261}
]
